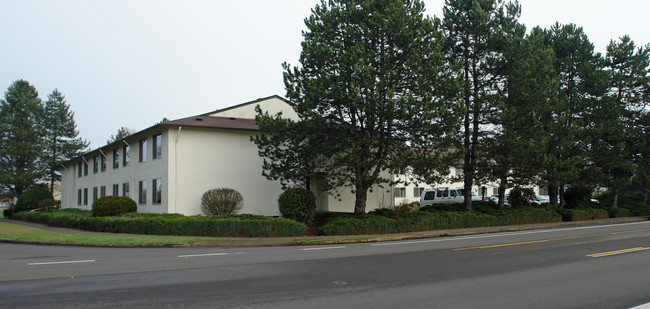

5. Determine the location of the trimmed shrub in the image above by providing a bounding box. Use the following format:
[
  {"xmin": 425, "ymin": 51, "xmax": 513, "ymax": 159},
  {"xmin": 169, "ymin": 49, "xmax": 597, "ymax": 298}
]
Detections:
[
  {"xmin": 92, "ymin": 196, "xmax": 137, "ymax": 217},
  {"xmin": 14, "ymin": 210, "xmax": 307, "ymax": 237},
  {"xmin": 278, "ymin": 188, "xmax": 316, "ymax": 224},
  {"xmin": 607, "ymin": 207, "xmax": 634, "ymax": 218},
  {"xmin": 201, "ymin": 188, "xmax": 243, "ymax": 215},
  {"xmin": 15, "ymin": 188, "xmax": 53, "ymax": 212},
  {"xmin": 3, "ymin": 208, "xmax": 14, "ymax": 219},
  {"xmin": 557, "ymin": 208, "xmax": 609, "ymax": 221}
]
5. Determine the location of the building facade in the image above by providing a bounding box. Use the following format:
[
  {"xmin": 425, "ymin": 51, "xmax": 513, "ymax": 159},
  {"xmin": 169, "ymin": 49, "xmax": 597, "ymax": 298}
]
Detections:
[{"xmin": 61, "ymin": 96, "xmax": 393, "ymax": 216}]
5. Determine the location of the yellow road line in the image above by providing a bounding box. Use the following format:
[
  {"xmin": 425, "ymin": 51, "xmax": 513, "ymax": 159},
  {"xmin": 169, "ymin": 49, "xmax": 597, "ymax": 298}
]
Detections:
[
  {"xmin": 454, "ymin": 228, "xmax": 650, "ymax": 251},
  {"xmin": 587, "ymin": 247, "xmax": 650, "ymax": 258}
]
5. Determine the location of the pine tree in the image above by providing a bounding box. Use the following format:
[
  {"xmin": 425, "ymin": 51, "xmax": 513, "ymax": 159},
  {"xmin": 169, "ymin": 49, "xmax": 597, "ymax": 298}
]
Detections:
[
  {"xmin": 106, "ymin": 126, "xmax": 135, "ymax": 144},
  {"xmin": 592, "ymin": 36, "xmax": 650, "ymax": 208},
  {"xmin": 256, "ymin": 0, "xmax": 463, "ymax": 214},
  {"xmin": 442, "ymin": 0, "xmax": 523, "ymax": 211},
  {"xmin": 0, "ymin": 80, "xmax": 45, "ymax": 197},
  {"xmin": 42, "ymin": 89, "xmax": 89, "ymax": 193}
]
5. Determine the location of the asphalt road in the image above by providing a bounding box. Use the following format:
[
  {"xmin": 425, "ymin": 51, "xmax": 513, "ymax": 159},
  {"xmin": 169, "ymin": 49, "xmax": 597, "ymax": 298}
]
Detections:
[{"xmin": 1, "ymin": 221, "xmax": 650, "ymax": 308}]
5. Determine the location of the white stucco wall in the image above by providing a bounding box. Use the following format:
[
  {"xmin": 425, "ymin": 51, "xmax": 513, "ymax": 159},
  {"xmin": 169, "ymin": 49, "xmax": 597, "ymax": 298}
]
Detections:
[{"xmin": 169, "ymin": 127, "xmax": 284, "ymax": 216}]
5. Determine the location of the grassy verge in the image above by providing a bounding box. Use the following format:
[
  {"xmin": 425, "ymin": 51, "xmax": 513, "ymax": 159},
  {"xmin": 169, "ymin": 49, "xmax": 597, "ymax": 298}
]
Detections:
[{"xmin": 0, "ymin": 221, "xmax": 196, "ymax": 246}]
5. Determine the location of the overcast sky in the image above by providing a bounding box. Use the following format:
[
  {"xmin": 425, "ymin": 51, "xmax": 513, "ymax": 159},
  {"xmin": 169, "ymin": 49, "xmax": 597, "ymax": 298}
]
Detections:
[{"xmin": 1, "ymin": 0, "xmax": 648, "ymax": 149}]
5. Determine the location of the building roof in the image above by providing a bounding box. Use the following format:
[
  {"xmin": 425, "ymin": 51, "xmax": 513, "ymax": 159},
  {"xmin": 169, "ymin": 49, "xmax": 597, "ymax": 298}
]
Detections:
[
  {"xmin": 201, "ymin": 95, "xmax": 291, "ymax": 116},
  {"xmin": 162, "ymin": 115, "xmax": 258, "ymax": 131}
]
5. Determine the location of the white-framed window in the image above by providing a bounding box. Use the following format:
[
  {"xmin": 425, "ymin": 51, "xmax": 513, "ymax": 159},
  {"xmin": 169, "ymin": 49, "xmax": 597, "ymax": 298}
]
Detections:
[
  {"xmin": 100, "ymin": 155, "xmax": 106, "ymax": 172},
  {"xmin": 152, "ymin": 178, "xmax": 162, "ymax": 204},
  {"xmin": 92, "ymin": 187, "xmax": 98, "ymax": 203},
  {"xmin": 83, "ymin": 188, "xmax": 88, "ymax": 205},
  {"xmin": 394, "ymin": 187, "xmax": 406, "ymax": 198},
  {"xmin": 394, "ymin": 167, "xmax": 406, "ymax": 175},
  {"xmin": 413, "ymin": 187, "xmax": 425, "ymax": 198},
  {"xmin": 100, "ymin": 185, "xmax": 106, "ymax": 197},
  {"xmin": 77, "ymin": 161, "xmax": 82, "ymax": 177},
  {"xmin": 112, "ymin": 184, "xmax": 119, "ymax": 196},
  {"xmin": 83, "ymin": 161, "xmax": 88, "ymax": 176},
  {"xmin": 153, "ymin": 134, "xmax": 162, "ymax": 160},
  {"xmin": 93, "ymin": 156, "xmax": 98, "ymax": 173},
  {"xmin": 77, "ymin": 189, "xmax": 82, "ymax": 205}
]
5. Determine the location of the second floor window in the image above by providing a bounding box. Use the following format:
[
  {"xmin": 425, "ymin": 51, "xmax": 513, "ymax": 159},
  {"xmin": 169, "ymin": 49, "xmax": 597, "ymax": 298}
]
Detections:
[
  {"xmin": 153, "ymin": 134, "xmax": 162, "ymax": 160},
  {"xmin": 100, "ymin": 155, "xmax": 106, "ymax": 172},
  {"xmin": 139, "ymin": 139, "xmax": 147, "ymax": 162},
  {"xmin": 113, "ymin": 149, "xmax": 119, "ymax": 169},
  {"xmin": 123, "ymin": 145, "xmax": 130, "ymax": 166},
  {"xmin": 93, "ymin": 156, "xmax": 98, "ymax": 173}
]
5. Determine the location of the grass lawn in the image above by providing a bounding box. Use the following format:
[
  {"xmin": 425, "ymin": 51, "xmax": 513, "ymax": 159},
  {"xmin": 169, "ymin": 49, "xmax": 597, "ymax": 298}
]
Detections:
[{"xmin": 0, "ymin": 221, "xmax": 196, "ymax": 246}]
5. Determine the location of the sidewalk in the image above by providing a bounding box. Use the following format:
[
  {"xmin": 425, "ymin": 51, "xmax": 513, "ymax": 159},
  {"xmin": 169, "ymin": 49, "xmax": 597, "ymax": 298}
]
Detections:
[{"xmin": 4, "ymin": 216, "xmax": 648, "ymax": 247}]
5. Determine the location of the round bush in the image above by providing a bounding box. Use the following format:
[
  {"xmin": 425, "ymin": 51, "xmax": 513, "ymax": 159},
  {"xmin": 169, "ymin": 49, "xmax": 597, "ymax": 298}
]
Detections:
[
  {"xmin": 15, "ymin": 187, "xmax": 53, "ymax": 212},
  {"xmin": 92, "ymin": 196, "xmax": 137, "ymax": 217},
  {"xmin": 201, "ymin": 188, "xmax": 243, "ymax": 215},
  {"xmin": 278, "ymin": 188, "xmax": 316, "ymax": 224}
]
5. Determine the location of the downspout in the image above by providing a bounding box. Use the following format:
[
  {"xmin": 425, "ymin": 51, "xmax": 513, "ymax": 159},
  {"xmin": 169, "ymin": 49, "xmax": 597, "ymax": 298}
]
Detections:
[{"xmin": 174, "ymin": 126, "xmax": 182, "ymax": 213}]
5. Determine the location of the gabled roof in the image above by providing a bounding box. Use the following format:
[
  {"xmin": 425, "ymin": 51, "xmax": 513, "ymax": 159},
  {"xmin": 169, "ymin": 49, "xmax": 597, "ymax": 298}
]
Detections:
[{"xmin": 201, "ymin": 95, "xmax": 291, "ymax": 116}]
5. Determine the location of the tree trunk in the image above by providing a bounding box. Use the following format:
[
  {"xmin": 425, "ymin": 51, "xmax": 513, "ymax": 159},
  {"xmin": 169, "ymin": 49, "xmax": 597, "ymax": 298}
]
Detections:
[
  {"xmin": 548, "ymin": 183, "xmax": 557, "ymax": 208},
  {"xmin": 498, "ymin": 183, "xmax": 506, "ymax": 209},
  {"xmin": 558, "ymin": 183, "xmax": 566, "ymax": 209},
  {"xmin": 610, "ymin": 187, "xmax": 619, "ymax": 208},
  {"xmin": 354, "ymin": 187, "xmax": 368, "ymax": 214}
]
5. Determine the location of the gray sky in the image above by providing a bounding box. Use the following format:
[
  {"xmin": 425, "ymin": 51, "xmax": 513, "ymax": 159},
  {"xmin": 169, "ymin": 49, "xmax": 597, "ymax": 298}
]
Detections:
[{"xmin": 1, "ymin": 0, "xmax": 648, "ymax": 149}]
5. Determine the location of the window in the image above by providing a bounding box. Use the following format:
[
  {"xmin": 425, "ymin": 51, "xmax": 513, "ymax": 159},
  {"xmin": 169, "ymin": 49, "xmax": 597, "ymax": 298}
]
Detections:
[
  {"xmin": 152, "ymin": 178, "xmax": 162, "ymax": 204},
  {"xmin": 113, "ymin": 149, "xmax": 119, "ymax": 169},
  {"xmin": 139, "ymin": 139, "xmax": 147, "ymax": 162},
  {"xmin": 93, "ymin": 156, "xmax": 98, "ymax": 173},
  {"xmin": 413, "ymin": 187, "xmax": 425, "ymax": 198},
  {"xmin": 83, "ymin": 188, "xmax": 88, "ymax": 205},
  {"xmin": 123, "ymin": 145, "xmax": 130, "ymax": 166},
  {"xmin": 77, "ymin": 189, "xmax": 82, "ymax": 206},
  {"xmin": 394, "ymin": 167, "xmax": 406, "ymax": 175},
  {"xmin": 100, "ymin": 186, "xmax": 106, "ymax": 197},
  {"xmin": 138, "ymin": 180, "xmax": 147, "ymax": 204},
  {"xmin": 100, "ymin": 155, "xmax": 106, "ymax": 172},
  {"xmin": 123, "ymin": 182, "xmax": 130, "ymax": 197},
  {"xmin": 393, "ymin": 187, "xmax": 406, "ymax": 198},
  {"xmin": 153, "ymin": 134, "xmax": 162, "ymax": 160},
  {"xmin": 112, "ymin": 184, "xmax": 119, "ymax": 196},
  {"xmin": 77, "ymin": 161, "xmax": 82, "ymax": 177},
  {"xmin": 83, "ymin": 162, "xmax": 88, "ymax": 176},
  {"xmin": 92, "ymin": 187, "xmax": 98, "ymax": 203}
]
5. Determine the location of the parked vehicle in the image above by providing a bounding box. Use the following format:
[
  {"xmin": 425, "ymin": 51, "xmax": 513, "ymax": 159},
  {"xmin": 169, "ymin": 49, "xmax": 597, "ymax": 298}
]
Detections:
[
  {"xmin": 489, "ymin": 194, "xmax": 510, "ymax": 206},
  {"xmin": 420, "ymin": 188, "xmax": 481, "ymax": 206}
]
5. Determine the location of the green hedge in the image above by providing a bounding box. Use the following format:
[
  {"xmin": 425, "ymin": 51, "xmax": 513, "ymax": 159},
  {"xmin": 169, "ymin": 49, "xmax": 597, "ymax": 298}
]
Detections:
[
  {"xmin": 319, "ymin": 208, "xmax": 561, "ymax": 236},
  {"xmin": 92, "ymin": 196, "xmax": 137, "ymax": 217},
  {"xmin": 557, "ymin": 208, "xmax": 609, "ymax": 221},
  {"xmin": 14, "ymin": 209, "xmax": 307, "ymax": 237},
  {"xmin": 607, "ymin": 208, "xmax": 634, "ymax": 218}
]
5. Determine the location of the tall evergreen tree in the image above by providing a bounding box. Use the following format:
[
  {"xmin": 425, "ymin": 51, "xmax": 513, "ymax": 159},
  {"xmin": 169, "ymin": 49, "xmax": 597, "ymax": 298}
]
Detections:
[
  {"xmin": 256, "ymin": 0, "xmax": 463, "ymax": 214},
  {"xmin": 442, "ymin": 0, "xmax": 522, "ymax": 211},
  {"xmin": 0, "ymin": 80, "xmax": 45, "ymax": 197},
  {"xmin": 530, "ymin": 24, "xmax": 606, "ymax": 208},
  {"xmin": 42, "ymin": 89, "xmax": 89, "ymax": 193},
  {"xmin": 592, "ymin": 36, "xmax": 650, "ymax": 208}
]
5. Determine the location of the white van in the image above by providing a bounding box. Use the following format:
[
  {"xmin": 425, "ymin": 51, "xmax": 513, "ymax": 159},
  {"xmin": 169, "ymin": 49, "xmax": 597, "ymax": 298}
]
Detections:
[{"xmin": 420, "ymin": 188, "xmax": 481, "ymax": 206}]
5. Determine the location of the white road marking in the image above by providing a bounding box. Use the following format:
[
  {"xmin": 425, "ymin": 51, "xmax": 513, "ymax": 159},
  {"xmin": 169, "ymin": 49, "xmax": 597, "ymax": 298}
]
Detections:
[
  {"xmin": 27, "ymin": 260, "xmax": 95, "ymax": 266},
  {"xmin": 370, "ymin": 221, "xmax": 650, "ymax": 247},
  {"xmin": 300, "ymin": 246, "xmax": 347, "ymax": 251},
  {"xmin": 178, "ymin": 252, "xmax": 246, "ymax": 258}
]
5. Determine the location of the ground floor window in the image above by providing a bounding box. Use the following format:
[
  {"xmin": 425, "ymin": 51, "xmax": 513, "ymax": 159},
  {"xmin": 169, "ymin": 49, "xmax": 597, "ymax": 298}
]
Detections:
[
  {"xmin": 100, "ymin": 186, "xmax": 106, "ymax": 197},
  {"xmin": 394, "ymin": 187, "xmax": 406, "ymax": 198},
  {"xmin": 413, "ymin": 187, "xmax": 425, "ymax": 198},
  {"xmin": 93, "ymin": 187, "xmax": 98, "ymax": 203},
  {"xmin": 77, "ymin": 189, "xmax": 82, "ymax": 206},
  {"xmin": 123, "ymin": 182, "xmax": 130, "ymax": 197},
  {"xmin": 112, "ymin": 184, "xmax": 119, "ymax": 196},
  {"xmin": 139, "ymin": 181, "xmax": 147, "ymax": 204},
  {"xmin": 152, "ymin": 178, "xmax": 162, "ymax": 204},
  {"xmin": 83, "ymin": 188, "xmax": 88, "ymax": 205}
]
